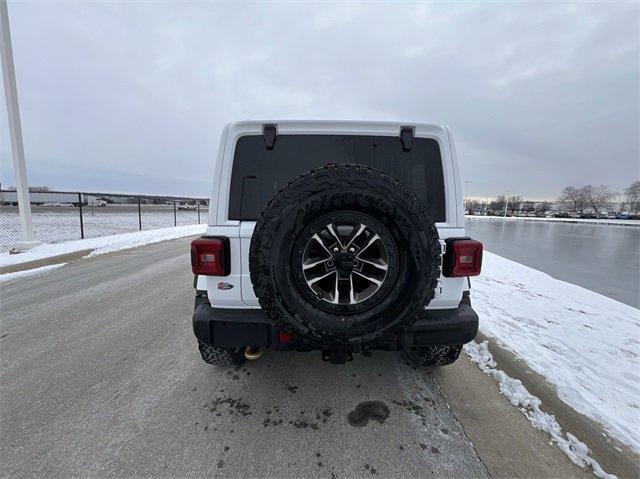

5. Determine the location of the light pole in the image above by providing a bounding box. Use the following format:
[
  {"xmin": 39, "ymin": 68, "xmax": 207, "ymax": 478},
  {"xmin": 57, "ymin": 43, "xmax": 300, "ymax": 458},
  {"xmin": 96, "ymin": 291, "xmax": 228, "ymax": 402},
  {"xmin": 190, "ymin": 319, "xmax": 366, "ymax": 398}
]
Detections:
[
  {"xmin": 1, "ymin": 0, "xmax": 40, "ymax": 251},
  {"xmin": 503, "ymin": 190, "xmax": 511, "ymax": 218},
  {"xmin": 464, "ymin": 180, "xmax": 472, "ymax": 210}
]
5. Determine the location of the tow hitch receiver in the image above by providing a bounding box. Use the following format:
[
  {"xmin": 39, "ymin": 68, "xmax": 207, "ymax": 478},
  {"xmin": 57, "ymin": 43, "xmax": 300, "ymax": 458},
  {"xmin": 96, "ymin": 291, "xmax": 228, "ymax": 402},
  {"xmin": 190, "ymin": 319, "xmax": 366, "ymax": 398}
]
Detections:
[{"xmin": 322, "ymin": 350, "xmax": 354, "ymax": 364}]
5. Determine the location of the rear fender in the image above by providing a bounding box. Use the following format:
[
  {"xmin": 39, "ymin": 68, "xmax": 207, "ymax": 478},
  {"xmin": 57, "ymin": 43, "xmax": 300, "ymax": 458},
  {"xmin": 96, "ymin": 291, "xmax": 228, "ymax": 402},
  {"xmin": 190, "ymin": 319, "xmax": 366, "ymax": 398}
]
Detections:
[{"xmin": 201, "ymin": 225, "xmax": 246, "ymax": 308}]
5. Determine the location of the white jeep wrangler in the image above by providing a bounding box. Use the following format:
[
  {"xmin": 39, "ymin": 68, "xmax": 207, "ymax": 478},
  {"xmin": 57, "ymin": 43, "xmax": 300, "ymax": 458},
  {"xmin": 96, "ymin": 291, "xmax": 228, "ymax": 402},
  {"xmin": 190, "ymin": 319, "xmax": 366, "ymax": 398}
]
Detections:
[{"xmin": 191, "ymin": 121, "xmax": 482, "ymax": 366}]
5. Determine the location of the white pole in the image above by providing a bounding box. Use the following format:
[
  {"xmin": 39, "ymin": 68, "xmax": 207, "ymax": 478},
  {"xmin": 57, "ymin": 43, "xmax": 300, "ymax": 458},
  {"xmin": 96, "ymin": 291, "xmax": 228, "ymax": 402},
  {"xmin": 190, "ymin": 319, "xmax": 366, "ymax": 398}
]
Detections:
[
  {"xmin": 0, "ymin": 0, "xmax": 40, "ymax": 251},
  {"xmin": 464, "ymin": 180, "xmax": 472, "ymax": 209}
]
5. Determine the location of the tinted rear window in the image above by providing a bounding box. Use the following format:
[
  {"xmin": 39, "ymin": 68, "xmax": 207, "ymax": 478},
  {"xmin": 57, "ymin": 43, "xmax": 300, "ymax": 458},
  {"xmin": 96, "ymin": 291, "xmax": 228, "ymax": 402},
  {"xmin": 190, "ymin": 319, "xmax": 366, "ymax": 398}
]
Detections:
[{"xmin": 229, "ymin": 134, "xmax": 445, "ymax": 221}]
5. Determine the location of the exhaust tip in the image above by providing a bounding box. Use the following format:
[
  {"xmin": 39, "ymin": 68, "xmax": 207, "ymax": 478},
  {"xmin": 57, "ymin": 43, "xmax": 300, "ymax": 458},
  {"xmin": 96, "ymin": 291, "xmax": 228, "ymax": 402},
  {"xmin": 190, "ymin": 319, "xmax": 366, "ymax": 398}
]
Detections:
[{"xmin": 244, "ymin": 346, "xmax": 263, "ymax": 361}]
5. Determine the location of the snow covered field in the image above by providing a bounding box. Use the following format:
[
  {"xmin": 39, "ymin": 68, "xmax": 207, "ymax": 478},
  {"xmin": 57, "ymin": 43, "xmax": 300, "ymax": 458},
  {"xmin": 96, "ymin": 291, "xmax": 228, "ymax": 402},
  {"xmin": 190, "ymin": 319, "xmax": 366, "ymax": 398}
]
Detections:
[
  {"xmin": 473, "ymin": 251, "xmax": 640, "ymax": 453},
  {"xmin": 466, "ymin": 215, "xmax": 640, "ymax": 227},
  {"xmin": 0, "ymin": 205, "xmax": 208, "ymax": 252},
  {"xmin": 0, "ymin": 224, "xmax": 206, "ymax": 270}
]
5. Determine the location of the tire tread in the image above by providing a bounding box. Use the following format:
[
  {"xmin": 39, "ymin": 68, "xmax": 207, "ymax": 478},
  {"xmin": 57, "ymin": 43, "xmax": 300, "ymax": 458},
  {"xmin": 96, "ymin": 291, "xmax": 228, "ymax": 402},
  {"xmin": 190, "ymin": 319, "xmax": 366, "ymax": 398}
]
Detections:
[
  {"xmin": 197, "ymin": 341, "xmax": 245, "ymax": 367},
  {"xmin": 404, "ymin": 344, "xmax": 463, "ymax": 367}
]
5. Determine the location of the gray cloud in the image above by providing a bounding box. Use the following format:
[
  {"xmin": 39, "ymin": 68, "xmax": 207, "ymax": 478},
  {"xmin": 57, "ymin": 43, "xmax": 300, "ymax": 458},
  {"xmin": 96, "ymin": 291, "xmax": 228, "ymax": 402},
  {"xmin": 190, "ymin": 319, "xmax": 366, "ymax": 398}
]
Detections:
[{"xmin": 1, "ymin": 1, "xmax": 638, "ymax": 199}]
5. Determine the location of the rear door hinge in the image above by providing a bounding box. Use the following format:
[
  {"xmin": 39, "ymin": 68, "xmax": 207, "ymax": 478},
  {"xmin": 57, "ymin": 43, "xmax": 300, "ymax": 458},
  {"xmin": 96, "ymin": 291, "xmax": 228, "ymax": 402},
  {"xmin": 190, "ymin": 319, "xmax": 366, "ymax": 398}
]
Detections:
[
  {"xmin": 400, "ymin": 126, "xmax": 414, "ymax": 152},
  {"xmin": 263, "ymin": 124, "xmax": 277, "ymax": 150}
]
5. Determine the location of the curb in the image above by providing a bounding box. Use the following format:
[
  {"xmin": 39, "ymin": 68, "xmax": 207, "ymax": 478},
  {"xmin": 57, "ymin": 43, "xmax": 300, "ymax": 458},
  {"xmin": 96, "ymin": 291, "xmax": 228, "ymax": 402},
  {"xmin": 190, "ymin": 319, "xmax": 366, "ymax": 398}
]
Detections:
[
  {"xmin": 0, "ymin": 249, "xmax": 94, "ymax": 275},
  {"xmin": 476, "ymin": 332, "xmax": 640, "ymax": 478}
]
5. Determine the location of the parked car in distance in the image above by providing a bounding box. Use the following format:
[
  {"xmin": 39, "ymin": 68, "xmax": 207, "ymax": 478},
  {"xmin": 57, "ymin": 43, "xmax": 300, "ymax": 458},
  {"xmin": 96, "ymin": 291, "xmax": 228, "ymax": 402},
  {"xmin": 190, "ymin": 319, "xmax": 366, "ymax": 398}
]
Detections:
[
  {"xmin": 178, "ymin": 203, "xmax": 197, "ymax": 211},
  {"xmin": 41, "ymin": 202, "xmax": 74, "ymax": 207}
]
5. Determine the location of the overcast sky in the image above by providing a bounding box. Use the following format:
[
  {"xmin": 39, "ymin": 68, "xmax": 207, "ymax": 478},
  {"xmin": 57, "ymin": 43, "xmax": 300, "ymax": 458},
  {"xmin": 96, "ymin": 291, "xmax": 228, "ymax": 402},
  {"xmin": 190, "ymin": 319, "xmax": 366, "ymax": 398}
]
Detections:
[{"xmin": 1, "ymin": 1, "xmax": 638, "ymax": 200}]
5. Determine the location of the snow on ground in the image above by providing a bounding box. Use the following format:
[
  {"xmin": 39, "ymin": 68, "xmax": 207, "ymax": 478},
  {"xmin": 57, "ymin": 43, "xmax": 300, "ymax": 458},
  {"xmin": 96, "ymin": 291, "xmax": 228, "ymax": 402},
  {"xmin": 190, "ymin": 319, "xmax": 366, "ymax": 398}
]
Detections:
[
  {"xmin": 466, "ymin": 215, "xmax": 640, "ymax": 227},
  {"xmin": 473, "ymin": 251, "xmax": 640, "ymax": 453},
  {"xmin": 465, "ymin": 341, "xmax": 616, "ymax": 479},
  {"xmin": 0, "ymin": 224, "xmax": 206, "ymax": 269},
  {"xmin": 0, "ymin": 264, "xmax": 67, "ymax": 284},
  {"xmin": 0, "ymin": 206, "xmax": 208, "ymax": 252}
]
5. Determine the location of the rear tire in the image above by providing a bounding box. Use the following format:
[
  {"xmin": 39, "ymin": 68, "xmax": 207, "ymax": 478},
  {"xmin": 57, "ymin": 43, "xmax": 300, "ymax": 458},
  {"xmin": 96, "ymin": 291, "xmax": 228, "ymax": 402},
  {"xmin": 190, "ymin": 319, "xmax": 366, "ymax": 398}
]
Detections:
[
  {"xmin": 403, "ymin": 345, "xmax": 462, "ymax": 367},
  {"xmin": 197, "ymin": 341, "xmax": 246, "ymax": 367}
]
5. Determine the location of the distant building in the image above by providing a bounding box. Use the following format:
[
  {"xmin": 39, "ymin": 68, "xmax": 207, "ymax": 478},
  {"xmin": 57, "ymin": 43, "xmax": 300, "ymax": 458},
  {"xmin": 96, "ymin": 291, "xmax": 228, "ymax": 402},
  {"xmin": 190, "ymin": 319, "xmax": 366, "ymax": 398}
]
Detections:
[{"xmin": 0, "ymin": 191, "xmax": 78, "ymax": 205}]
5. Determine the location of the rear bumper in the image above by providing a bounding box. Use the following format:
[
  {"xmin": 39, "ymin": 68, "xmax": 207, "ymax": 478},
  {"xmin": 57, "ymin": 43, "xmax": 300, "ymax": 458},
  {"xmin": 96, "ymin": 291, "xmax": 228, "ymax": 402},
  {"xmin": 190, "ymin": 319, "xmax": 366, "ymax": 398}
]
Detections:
[{"xmin": 193, "ymin": 295, "xmax": 478, "ymax": 351}]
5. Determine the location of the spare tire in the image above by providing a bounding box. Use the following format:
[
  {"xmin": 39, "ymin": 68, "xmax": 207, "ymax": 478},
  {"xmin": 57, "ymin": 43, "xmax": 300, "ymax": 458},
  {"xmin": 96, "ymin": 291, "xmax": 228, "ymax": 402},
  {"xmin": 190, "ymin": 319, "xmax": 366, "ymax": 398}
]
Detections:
[{"xmin": 249, "ymin": 164, "xmax": 441, "ymax": 345}]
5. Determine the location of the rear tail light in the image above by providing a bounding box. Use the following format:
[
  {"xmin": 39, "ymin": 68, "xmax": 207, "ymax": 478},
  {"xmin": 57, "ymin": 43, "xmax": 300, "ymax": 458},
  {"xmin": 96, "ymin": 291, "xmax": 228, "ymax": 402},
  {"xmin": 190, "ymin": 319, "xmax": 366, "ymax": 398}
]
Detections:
[
  {"xmin": 191, "ymin": 237, "xmax": 230, "ymax": 276},
  {"xmin": 278, "ymin": 331, "xmax": 293, "ymax": 343},
  {"xmin": 443, "ymin": 239, "xmax": 483, "ymax": 277}
]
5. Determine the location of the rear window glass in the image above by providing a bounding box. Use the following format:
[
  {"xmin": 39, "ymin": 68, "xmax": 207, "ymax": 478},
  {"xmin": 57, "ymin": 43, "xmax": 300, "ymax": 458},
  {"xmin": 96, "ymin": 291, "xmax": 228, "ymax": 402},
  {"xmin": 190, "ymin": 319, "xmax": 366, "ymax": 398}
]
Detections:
[{"xmin": 228, "ymin": 134, "xmax": 445, "ymax": 221}]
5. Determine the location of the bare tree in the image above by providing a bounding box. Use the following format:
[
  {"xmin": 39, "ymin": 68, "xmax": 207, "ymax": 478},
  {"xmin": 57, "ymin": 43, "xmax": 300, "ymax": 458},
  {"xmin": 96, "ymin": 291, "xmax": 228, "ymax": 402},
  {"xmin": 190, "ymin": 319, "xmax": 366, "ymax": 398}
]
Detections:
[
  {"xmin": 28, "ymin": 185, "xmax": 51, "ymax": 192},
  {"xmin": 536, "ymin": 201, "xmax": 552, "ymax": 213},
  {"xmin": 489, "ymin": 196, "xmax": 506, "ymax": 214},
  {"xmin": 559, "ymin": 186, "xmax": 585, "ymax": 212},
  {"xmin": 521, "ymin": 200, "xmax": 536, "ymax": 213},
  {"xmin": 507, "ymin": 196, "xmax": 522, "ymax": 213},
  {"xmin": 487, "ymin": 195, "xmax": 522, "ymax": 214},
  {"xmin": 624, "ymin": 181, "xmax": 640, "ymax": 213},
  {"xmin": 466, "ymin": 200, "xmax": 483, "ymax": 212},
  {"xmin": 582, "ymin": 185, "xmax": 616, "ymax": 215}
]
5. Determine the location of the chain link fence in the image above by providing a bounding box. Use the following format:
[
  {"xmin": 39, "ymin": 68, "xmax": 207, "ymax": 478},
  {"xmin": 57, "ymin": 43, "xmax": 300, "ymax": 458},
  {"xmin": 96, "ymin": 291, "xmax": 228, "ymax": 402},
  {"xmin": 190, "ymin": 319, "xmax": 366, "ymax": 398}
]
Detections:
[{"xmin": 0, "ymin": 190, "xmax": 209, "ymax": 252}]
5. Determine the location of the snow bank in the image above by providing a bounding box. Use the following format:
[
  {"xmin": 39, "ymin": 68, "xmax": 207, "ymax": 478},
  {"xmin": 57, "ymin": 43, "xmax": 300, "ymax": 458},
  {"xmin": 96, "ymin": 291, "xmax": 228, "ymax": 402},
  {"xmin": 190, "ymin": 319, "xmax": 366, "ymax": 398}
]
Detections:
[
  {"xmin": 0, "ymin": 263, "xmax": 67, "ymax": 284},
  {"xmin": 466, "ymin": 215, "xmax": 640, "ymax": 227},
  {"xmin": 465, "ymin": 341, "xmax": 616, "ymax": 479},
  {"xmin": 473, "ymin": 251, "xmax": 640, "ymax": 453},
  {"xmin": 0, "ymin": 224, "xmax": 206, "ymax": 269}
]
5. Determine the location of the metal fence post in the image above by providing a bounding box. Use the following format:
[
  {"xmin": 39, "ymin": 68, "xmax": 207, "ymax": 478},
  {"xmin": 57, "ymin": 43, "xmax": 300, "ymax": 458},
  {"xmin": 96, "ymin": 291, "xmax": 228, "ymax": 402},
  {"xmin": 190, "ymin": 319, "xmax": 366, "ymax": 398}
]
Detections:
[
  {"xmin": 137, "ymin": 196, "xmax": 142, "ymax": 230},
  {"xmin": 78, "ymin": 193, "xmax": 84, "ymax": 239},
  {"xmin": 197, "ymin": 204, "xmax": 200, "ymax": 224},
  {"xmin": 173, "ymin": 201, "xmax": 177, "ymax": 226}
]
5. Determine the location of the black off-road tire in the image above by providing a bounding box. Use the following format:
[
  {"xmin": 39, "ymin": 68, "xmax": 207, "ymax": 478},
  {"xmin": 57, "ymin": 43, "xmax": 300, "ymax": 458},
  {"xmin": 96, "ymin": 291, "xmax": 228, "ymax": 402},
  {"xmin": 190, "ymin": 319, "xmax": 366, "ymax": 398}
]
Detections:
[
  {"xmin": 250, "ymin": 164, "xmax": 441, "ymax": 346},
  {"xmin": 197, "ymin": 341, "xmax": 246, "ymax": 367},
  {"xmin": 403, "ymin": 345, "xmax": 463, "ymax": 367}
]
